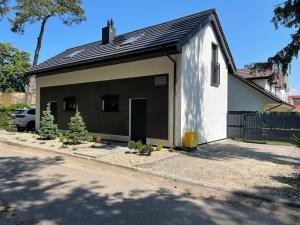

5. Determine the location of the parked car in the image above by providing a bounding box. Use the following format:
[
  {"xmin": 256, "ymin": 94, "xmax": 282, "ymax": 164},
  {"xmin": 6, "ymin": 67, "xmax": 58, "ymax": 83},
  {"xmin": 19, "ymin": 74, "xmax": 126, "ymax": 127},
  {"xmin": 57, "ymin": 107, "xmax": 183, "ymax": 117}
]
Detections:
[{"xmin": 11, "ymin": 108, "xmax": 36, "ymax": 131}]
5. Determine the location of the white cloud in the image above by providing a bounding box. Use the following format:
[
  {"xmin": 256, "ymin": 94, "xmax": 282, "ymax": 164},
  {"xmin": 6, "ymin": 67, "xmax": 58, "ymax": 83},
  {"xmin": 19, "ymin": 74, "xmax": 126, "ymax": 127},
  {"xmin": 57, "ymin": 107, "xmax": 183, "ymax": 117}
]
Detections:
[{"xmin": 288, "ymin": 88, "xmax": 300, "ymax": 96}]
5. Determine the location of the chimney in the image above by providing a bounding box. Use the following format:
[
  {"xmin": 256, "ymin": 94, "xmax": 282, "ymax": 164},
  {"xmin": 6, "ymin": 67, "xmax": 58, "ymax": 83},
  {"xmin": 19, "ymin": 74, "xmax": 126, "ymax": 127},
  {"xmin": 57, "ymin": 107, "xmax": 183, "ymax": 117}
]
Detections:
[{"xmin": 102, "ymin": 19, "xmax": 116, "ymax": 45}]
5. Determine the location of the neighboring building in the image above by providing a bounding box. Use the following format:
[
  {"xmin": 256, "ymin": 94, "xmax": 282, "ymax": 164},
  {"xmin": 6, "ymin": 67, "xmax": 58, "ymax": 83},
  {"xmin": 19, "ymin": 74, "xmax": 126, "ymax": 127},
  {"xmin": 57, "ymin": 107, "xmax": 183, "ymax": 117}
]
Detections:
[
  {"xmin": 236, "ymin": 68, "xmax": 289, "ymax": 102},
  {"xmin": 228, "ymin": 73, "xmax": 293, "ymax": 112},
  {"xmin": 288, "ymin": 95, "xmax": 300, "ymax": 112},
  {"xmin": 27, "ymin": 9, "xmax": 293, "ymax": 147}
]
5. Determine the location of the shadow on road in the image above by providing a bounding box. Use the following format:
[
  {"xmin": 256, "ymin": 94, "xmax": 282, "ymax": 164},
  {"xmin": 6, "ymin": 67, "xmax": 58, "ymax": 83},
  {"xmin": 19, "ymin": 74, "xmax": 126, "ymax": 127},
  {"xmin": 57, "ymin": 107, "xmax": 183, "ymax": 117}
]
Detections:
[{"xmin": 0, "ymin": 150, "xmax": 299, "ymax": 225}]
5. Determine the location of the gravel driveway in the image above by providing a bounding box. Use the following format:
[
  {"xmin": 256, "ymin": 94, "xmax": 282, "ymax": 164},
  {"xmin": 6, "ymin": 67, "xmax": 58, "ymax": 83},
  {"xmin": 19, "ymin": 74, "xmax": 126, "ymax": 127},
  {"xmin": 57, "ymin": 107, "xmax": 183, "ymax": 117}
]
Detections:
[
  {"xmin": 137, "ymin": 140, "xmax": 300, "ymax": 202},
  {"xmin": 0, "ymin": 130, "xmax": 299, "ymax": 203},
  {"xmin": 1, "ymin": 141, "xmax": 300, "ymax": 225}
]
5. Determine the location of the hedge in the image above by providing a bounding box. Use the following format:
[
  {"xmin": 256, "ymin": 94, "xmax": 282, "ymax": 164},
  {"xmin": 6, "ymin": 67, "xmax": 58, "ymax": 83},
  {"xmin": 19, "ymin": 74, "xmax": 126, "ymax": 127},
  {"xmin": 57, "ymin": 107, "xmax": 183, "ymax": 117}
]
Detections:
[{"xmin": 0, "ymin": 103, "xmax": 29, "ymax": 130}]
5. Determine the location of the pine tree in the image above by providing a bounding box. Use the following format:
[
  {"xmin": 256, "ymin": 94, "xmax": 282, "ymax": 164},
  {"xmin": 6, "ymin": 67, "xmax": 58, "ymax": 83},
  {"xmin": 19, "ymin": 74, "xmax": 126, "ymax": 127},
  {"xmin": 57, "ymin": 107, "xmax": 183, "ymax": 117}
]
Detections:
[
  {"xmin": 252, "ymin": 0, "xmax": 300, "ymax": 73},
  {"xmin": 9, "ymin": 0, "xmax": 86, "ymax": 104},
  {"xmin": 66, "ymin": 112, "xmax": 87, "ymax": 144},
  {"xmin": 39, "ymin": 103, "xmax": 58, "ymax": 140}
]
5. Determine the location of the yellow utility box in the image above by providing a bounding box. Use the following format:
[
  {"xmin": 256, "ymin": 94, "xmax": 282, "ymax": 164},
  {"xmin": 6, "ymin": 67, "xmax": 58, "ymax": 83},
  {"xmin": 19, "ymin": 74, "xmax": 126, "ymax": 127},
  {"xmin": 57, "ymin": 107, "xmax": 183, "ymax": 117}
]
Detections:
[{"xmin": 183, "ymin": 132, "xmax": 198, "ymax": 148}]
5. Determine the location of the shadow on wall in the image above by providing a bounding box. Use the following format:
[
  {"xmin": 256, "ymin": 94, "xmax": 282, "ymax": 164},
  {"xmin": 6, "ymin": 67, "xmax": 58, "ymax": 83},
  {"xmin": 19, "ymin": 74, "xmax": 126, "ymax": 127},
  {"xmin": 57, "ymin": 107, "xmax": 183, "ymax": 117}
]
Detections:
[
  {"xmin": 181, "ymin": 29, "xmax": 207, "ymax": 144},
  {"xmin": 0, "ymin": 148, "xmax": 299, "ymax": 224}
]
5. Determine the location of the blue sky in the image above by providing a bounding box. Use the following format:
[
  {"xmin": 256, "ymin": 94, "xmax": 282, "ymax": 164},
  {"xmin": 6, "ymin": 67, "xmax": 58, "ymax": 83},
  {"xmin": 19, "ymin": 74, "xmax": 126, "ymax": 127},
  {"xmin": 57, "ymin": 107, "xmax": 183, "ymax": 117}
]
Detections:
[{"xmin": 0, "ymin": 0, "xmax": 299, "ymax": 94}]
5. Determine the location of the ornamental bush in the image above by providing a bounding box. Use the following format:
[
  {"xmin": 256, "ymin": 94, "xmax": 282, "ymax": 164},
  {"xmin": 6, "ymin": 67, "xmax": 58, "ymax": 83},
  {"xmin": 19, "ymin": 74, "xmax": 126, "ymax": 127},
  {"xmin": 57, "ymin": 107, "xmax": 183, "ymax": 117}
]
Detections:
[
  {"xmin": 39, "ymin": 103, "xmax": 58, "ymax": 140},
  {"xmin": 128, "ymin": 140, "xmax": 154, "ymax": 156},
  {"xmin": 139, "ymin": 144, "xmax": 154, "ymax": 156},
  {"xmin": 0, "ymin": 103, "xmax": 29, "ymax": 130},
  {"xmin": 66, "ymin": 112, "xmax": 87, "ymax": 144}
]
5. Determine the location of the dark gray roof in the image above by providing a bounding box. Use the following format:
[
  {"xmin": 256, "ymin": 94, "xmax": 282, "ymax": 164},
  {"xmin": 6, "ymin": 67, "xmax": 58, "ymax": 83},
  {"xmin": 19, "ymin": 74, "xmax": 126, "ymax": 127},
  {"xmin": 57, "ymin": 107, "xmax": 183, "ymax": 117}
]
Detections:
[{"xmin": 29, "ymin": 9, "xmax": 235, "ymax": 75}]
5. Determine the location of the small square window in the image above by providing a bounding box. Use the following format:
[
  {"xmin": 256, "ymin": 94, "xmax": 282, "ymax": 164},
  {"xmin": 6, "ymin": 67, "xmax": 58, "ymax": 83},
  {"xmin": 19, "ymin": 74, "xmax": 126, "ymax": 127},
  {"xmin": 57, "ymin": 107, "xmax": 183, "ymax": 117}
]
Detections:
[
  {"xmin": 63, "ymin": 97, "xmax": 76, "ymax": 112},
  {"xmin": 102, "ymin": 95, "xmax": 119, "ymax": 112}
]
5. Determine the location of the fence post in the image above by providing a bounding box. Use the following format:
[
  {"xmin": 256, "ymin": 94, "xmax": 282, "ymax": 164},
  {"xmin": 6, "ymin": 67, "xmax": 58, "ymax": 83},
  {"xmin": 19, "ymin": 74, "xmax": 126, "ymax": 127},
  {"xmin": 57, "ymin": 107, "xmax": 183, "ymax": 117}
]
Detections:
[
  {"xmin": 262, "ymin": 112, "xmax": 267, "ymax": 143},
  {"xmin": 243, "ymin": 113, "xmax": 246, "ymax": 142}
]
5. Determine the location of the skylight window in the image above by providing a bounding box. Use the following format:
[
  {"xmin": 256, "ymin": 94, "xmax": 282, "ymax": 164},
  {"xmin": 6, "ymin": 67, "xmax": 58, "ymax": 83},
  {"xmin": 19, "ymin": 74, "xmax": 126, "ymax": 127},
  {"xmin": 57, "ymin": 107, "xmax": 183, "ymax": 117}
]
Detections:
[
  {"xmin": 66, "ymin": 49, "xmax": 84, "ymax": 58},
  {"xmin": 120, "ymin": 34, "xmax": 144, "ymax": 46}
]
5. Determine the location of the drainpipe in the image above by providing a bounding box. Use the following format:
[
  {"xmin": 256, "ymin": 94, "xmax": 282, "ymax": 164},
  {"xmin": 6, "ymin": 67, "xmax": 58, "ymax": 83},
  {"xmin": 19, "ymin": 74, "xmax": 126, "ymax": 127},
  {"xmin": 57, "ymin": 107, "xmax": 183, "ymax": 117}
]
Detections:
[
  {"xmin": 266, "ymin": 102, "xmax": 283, "ymax": 112},
  {"xmin": 165, "ymin": 53, "xmax": 177, "ymax": 148}
]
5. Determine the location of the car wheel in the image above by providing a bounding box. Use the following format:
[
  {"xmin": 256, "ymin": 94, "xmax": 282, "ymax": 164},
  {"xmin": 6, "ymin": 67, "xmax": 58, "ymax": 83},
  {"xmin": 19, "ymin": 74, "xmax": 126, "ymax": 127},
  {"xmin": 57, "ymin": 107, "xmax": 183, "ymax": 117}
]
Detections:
[{"xmin": 26, "ymin": 121, "xmax": 35, "ymax": 132}]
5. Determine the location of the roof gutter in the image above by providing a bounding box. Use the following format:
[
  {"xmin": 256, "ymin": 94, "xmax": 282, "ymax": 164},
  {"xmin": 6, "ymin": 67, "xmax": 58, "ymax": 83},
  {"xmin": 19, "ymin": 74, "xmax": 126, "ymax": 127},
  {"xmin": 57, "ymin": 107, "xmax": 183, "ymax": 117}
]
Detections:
[{"xmin": 26, "ymin": 43, "xmax": 178, "ymax": 76}]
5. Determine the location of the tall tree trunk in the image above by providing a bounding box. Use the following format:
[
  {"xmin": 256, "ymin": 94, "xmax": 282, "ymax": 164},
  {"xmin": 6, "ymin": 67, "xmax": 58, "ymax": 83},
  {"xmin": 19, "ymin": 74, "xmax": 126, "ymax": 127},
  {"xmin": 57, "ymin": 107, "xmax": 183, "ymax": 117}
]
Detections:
[{"xmin": 26, "ymin": 17, "xmax": 48, "ymax": 105}]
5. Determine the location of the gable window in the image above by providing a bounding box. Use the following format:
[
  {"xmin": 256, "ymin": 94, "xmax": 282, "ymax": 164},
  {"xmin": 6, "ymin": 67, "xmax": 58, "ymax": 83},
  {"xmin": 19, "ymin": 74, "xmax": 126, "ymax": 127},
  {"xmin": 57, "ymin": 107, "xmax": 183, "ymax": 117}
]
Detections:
[
  {"xmin": 211, "ymin": 43, "xmax": 220, "ymax": 87},
  {"xmin": 102, "ymin": 95, "xmax": 119, "ymax": 112},
  {"xmin": 63, "ymin": 97, "xmax": 77, "ymax": 112}
]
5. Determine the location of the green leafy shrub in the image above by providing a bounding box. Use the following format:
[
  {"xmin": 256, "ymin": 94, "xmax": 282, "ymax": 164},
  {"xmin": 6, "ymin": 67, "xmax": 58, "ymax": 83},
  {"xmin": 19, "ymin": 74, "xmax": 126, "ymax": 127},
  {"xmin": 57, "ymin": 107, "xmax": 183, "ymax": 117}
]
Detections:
[
  {"xmin": 140, "ymin": 144, "xmax": 154, "ymax": 156},
  {"xmin": 6, "ymin": 124, "xmax": 17, "ymax": 132},
  {"xmin": 58, "ymin": 132, "xmax": 65, "ymax": 143},
  {"xmin": 66, "ymin": 112, "xmax": 88, "ymax": 145},
  {"xmin": 156, "ymin": 144, "xmax": 163, "ymax": 151},
  {"xmin": 0, "ymin": 103, "xmax": 29, "ymax": 130},
  {"xmin": 128, "ymin": 140, "xmax": 136, "ymax": 150},
  {"xmin": 86, "ymin": 135, "xmax": 94, "ymax": 142},
  {"xmin": 128, "ymin": 140, "xmax": 143, "ymax": 152},
  {"xmin": 39, "ymin": 103, "xmax": 58, "ymax": 140},
  {"xmin": 128, "ymin": 141, "xmax": 154, "ymax": 156}
]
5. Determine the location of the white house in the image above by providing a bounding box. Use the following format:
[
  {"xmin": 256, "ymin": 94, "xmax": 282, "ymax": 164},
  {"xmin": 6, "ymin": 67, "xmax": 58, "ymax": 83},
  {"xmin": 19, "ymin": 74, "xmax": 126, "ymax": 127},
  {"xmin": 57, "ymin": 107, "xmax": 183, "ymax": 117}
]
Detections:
[
  {"xmin": 236, "ymin": 68, "xmax": 289, "ymax": 102},
  {"xmin": 27, "ymin": 9, "xmax": 292, "ymax": 147},
  {"xmin": 228, "ymin": 73, "xmax": 292, "ymax": 112}
]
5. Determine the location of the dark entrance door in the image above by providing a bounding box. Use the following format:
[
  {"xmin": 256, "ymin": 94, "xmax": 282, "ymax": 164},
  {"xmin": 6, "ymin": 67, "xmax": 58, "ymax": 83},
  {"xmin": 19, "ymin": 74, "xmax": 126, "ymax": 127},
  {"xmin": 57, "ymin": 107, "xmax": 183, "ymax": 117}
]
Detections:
[
  {"xmin": 49, "ymin": 102, "xmax": 58, "ymax": 124},
  {"xmin": 130, "ymin": 99, "xmax": 147, "ymax": 143}
]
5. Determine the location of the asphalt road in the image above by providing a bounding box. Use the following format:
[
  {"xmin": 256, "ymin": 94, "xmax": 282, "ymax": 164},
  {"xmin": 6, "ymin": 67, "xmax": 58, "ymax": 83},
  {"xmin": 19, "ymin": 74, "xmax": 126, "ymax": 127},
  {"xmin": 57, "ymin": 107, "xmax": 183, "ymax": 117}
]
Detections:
[{"xmin": 0, "ymin": 141, "xmax": 299, "ymax": 225}]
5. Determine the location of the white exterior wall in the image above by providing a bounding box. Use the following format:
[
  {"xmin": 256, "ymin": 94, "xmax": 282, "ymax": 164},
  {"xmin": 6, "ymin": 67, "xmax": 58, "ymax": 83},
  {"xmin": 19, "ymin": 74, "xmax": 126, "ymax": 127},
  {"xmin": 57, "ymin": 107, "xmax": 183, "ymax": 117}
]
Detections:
[
  {"xmin": 253, "ymin": 78, "xmax": 288, "ymax": 101},
  {"xmin": 228, "ymin": 74, "xmax": 277, "ymax": 112},
  {"xmin": 253, "ymin": 79, "xmax": 270, "ymax": 91},
  {"xmin": 36, "ymin": 56, "xmax": 178, "ymax": 146},
  {"xmin": 177, "ymin": 23, "xmax": 228, "ymax": 145}
]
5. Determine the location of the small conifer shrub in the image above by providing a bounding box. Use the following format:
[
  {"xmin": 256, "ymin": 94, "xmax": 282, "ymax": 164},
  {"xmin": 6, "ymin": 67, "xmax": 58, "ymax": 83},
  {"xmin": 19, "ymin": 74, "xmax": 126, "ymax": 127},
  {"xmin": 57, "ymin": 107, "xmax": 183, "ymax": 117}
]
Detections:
[
  {"xmin": 39, "ymin": 104, "xmax": 58, "ymax": 140},
  {"xmin": 66, "ymin": 112, "xmax": 88, "ymax": 144}
]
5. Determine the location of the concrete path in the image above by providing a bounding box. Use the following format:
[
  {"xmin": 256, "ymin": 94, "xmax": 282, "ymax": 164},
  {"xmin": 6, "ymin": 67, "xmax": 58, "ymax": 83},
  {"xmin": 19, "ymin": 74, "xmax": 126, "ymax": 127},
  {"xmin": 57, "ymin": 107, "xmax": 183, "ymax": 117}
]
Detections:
[{"xmin": 0, "ymin": 141, "xmax": 299, "ymax": 225}]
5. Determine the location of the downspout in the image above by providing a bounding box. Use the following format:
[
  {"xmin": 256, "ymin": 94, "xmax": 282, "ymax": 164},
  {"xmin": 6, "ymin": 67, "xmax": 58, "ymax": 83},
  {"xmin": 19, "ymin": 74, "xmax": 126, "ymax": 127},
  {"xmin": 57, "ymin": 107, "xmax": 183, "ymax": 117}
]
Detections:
[
  {"xmin": 165, "ymin": 53, "xmax": 177, "ymax": 148},
  {"xmin": 266, "ymin": 102, "xmax": 283, "ymax": 112}
]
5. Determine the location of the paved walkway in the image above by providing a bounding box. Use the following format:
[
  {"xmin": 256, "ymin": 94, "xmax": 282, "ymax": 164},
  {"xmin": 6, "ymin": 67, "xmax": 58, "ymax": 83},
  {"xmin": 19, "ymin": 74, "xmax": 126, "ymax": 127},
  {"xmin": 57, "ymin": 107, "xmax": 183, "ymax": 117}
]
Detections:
[{"xmin": 0, "ymin": 141, "xmax": 299, "ymax": 225}]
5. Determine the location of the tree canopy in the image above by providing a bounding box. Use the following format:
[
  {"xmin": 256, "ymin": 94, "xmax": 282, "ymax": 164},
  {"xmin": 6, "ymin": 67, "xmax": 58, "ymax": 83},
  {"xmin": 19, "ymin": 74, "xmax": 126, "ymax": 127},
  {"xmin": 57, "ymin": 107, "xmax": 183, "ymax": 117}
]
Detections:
[
  {"xmin": 8, "ymin": 0, "xmax": 86, "ymax": 103},
  {"xmin": 251, "ymin": 0, "xmax": 300, "ymax": 73},
  {"xmin": 0, "ymin": 0, "xmax": 9, "ymax": 19},
  {"xmin": 0, "ymin": 43, "xmax": 31, "ymax": 92},
  {"xmin": 10, "ymin": 0, "xmax": 86, "ymax": 35}
]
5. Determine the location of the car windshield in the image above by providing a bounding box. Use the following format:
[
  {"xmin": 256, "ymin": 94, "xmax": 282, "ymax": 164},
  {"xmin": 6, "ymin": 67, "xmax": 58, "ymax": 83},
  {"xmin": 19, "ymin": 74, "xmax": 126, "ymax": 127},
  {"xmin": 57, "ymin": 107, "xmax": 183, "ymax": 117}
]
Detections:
[{"xmin": 14, "ymin": 110, "xmax": 25, "ymax": 115}]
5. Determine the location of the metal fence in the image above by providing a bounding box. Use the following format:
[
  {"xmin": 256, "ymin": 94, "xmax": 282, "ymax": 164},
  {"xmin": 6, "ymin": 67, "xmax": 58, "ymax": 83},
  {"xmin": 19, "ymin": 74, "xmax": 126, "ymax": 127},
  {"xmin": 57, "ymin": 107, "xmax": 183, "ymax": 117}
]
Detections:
[{"xmin": 227, "ymin": 112, "xmax": 300, "ymax": 144}]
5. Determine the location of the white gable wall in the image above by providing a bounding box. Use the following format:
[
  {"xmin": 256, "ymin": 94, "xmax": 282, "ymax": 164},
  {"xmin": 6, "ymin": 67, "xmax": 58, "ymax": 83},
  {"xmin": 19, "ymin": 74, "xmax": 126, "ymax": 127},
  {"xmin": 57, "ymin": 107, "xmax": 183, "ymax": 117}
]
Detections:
[
  {"xmin": 177, "ymin": 23, "xmax": 229, "ymax": 145},
  {"xmin": 252, "ymin": 79, "xmax": 270, "ymax": 91}
]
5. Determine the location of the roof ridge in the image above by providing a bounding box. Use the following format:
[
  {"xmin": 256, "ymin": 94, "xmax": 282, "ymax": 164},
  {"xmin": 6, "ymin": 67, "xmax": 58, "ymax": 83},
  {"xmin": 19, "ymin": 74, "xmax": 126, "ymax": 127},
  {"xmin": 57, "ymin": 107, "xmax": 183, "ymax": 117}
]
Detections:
[
  {"xmin": 119, "ymin": 8, "xmax": 215, "ymax": 37},
  {"xmin": 63, "ymin": 8, "xmax": 215, "ymax": 52}
]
